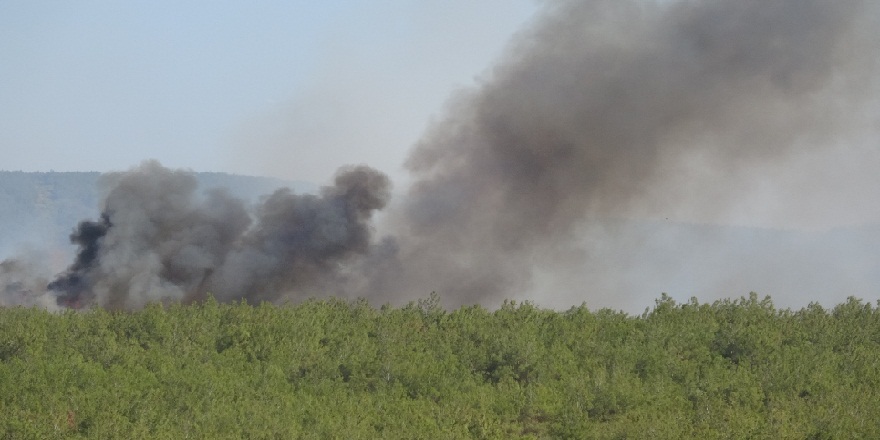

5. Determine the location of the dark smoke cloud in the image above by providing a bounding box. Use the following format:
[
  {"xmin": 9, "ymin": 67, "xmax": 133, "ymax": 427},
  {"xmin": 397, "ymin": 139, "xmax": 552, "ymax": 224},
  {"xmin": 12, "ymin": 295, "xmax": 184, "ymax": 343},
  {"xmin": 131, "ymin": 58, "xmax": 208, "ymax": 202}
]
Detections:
[
  {"xmin": 361, "ymin": 0, "xmax": 880, "ymax": 306},
  {"xmin": 209, "ymin": 165, "xmax": 391, "ymax": 304},
  {"xmin": 49, "ymin": 214, "xmax": 111, "ymax": 307},
  {"xmin": 41, "ymin": 160, "xmax": 389, "ymax": 309},
  {"xmin": 2, "ymin": 0, "xmax": 879, "ymax": 311}
]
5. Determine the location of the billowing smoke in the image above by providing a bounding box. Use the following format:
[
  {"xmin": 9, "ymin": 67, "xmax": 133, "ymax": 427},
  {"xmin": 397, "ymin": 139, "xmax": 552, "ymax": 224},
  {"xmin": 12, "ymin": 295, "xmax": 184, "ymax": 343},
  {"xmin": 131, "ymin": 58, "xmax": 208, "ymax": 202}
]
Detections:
[
  {"xmin": 2, "ymin": 0, "xmax": 880, "ymax": 310},
  {"xmin": 38, "ymin": 160, "xmax": 389, "ymax": 309},
  {"xmin": 360, "ymin": 0, "xmax": 880, "ymax": 306}
]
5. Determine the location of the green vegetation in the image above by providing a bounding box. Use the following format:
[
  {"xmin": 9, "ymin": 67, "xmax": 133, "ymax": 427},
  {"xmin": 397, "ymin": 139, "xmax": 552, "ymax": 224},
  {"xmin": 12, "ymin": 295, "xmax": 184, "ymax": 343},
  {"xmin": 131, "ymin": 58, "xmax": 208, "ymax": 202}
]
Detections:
[{"xmin": 2, "ymin": 293, "xmax": 880, "ymax": 438}]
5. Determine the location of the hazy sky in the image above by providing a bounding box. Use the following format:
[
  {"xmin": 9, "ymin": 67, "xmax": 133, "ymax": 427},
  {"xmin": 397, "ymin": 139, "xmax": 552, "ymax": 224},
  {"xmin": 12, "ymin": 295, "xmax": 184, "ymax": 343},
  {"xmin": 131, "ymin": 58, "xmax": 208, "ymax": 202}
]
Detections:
[
  {"xmin": 2, "ymin": 1, "xmax": 880, "ymax": 231},
  {"xmin": 0, "ymin": 1, "xmax": 539, "ymax": 183},
  {"xmin": 2, "ymin": 1, "xmax": 880, "ymax": 313}
]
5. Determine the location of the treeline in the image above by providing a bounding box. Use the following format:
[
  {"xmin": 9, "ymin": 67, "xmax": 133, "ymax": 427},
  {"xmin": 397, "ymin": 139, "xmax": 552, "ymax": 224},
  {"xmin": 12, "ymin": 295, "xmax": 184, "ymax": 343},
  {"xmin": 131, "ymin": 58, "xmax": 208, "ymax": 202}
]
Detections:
[{"xmin": 2, "ymin": 293, "xmax": 880, "ymax": 438}]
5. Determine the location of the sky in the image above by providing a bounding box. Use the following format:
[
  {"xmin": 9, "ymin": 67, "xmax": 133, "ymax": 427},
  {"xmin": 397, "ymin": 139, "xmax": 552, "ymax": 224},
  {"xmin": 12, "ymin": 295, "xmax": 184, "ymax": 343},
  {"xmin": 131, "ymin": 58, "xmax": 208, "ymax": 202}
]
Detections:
[{"xmin": 0, "ymin": 1, "xmax": 539, "ymax": 184}]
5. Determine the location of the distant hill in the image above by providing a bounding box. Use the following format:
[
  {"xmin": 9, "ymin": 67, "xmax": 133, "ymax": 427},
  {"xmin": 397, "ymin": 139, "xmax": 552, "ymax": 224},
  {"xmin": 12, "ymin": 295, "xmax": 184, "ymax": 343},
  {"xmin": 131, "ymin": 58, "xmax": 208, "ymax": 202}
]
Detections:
[{"xmin": 0, "ymin": 171, "xmax": 315, "ymax": 256}]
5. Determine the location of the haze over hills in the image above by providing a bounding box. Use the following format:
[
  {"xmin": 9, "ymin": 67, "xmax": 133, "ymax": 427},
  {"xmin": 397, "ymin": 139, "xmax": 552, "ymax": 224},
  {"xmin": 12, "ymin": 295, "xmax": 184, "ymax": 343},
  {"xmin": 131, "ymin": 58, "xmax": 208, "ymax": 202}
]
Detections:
[{"xmin": 546, "ymin": 218, "xmax": 880, "ymax": 313}]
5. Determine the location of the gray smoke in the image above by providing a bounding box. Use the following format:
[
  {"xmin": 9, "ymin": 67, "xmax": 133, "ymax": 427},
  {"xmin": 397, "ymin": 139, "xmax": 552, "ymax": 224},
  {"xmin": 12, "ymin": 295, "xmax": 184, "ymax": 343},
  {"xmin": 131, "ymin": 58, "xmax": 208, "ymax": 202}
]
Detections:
[
  {"xmin": 0, "ymin": 254, "xmax": 57, "ymax": 309},
  {"xmin": 43, "ymin": 160, "xmax": 389, "ymax": 309},
  {"xmin": 360, "ymin": 0, "xmax": 880, "ymax": 307},
  {"xmin": 3, "ymin": 0, "xmax": 880, "ymax": 311}
]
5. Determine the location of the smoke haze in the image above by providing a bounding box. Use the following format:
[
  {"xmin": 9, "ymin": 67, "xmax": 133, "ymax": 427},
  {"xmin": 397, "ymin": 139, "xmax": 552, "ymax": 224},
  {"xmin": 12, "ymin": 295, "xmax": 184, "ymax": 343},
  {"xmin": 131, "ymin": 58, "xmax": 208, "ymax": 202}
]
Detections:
[{"xmin": 2, "ymin": 0, "xmax": 880, "ymax": 311}]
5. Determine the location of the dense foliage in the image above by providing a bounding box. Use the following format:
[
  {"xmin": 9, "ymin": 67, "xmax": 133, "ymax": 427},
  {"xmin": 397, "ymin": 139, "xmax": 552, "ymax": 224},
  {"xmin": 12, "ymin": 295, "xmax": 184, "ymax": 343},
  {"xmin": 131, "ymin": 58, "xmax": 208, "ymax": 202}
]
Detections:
[{"xmin": 2, "ymin": 293, "xmax": 880, "ymax": 438}]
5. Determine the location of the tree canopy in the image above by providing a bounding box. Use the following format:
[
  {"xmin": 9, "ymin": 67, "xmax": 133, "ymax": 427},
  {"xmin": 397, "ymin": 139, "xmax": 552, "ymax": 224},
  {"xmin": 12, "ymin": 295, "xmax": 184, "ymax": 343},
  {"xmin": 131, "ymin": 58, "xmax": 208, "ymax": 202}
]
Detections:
[{"xmin": 2, "ymin": 293, "xmax": 880, "ymax": 438}]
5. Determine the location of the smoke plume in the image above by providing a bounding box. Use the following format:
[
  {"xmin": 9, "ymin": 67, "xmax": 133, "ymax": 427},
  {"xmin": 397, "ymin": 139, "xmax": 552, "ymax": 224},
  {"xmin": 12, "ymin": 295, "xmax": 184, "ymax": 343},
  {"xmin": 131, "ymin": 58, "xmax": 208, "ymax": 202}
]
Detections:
[
  {"xmin": 39, "ymin": 161, "xmax": 390, "ymax": 309},
  {"xmin": 362, "ymin": 0, "xmax": 880, "ymax": 306},
  {"xmin": 2, "ymin": 0, "xmax": 880, "ymax": 310}
]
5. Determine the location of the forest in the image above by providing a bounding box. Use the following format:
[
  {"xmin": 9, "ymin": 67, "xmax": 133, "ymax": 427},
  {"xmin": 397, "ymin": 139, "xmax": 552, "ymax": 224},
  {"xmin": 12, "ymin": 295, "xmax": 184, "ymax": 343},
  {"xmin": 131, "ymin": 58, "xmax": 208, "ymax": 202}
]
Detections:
[{"xmin": 2, "ymin": 293, "xmax": 880, "ymax": 438}]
